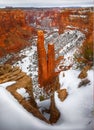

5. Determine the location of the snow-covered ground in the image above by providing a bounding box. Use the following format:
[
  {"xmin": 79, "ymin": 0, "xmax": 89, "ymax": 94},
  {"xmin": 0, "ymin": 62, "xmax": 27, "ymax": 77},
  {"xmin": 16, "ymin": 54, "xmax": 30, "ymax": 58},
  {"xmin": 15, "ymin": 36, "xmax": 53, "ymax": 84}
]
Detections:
[
  {"xmin": 0, "ymin": 69, "xmax": 93, "ymax": 130},
  {"xmin": 0, "ymin": 29, "xmax": 93, "ymax": 130}
]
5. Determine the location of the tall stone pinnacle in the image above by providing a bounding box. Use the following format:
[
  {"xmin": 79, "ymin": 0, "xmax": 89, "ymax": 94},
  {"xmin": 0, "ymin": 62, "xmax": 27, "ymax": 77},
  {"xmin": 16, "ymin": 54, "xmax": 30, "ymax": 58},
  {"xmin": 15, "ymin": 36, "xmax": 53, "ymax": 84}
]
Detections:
[
  {"xmin": 37, "ymin": 30, "xmax": 60, "ymax": 91},
  {"xmin": 37, "ymin": 30, "xmax": 48, "ymax": 86},
  {"xmin": 47, "ymin": 43, "xmax": 55, "ymax": 78}
]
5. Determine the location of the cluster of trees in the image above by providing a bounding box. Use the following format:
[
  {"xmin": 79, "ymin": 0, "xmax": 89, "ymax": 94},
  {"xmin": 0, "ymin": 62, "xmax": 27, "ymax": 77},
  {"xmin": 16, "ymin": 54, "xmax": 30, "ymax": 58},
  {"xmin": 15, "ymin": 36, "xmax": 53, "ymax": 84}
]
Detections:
[{"xmin": 74, "ymin": 32, "xmax": 93, "ymax": 68}]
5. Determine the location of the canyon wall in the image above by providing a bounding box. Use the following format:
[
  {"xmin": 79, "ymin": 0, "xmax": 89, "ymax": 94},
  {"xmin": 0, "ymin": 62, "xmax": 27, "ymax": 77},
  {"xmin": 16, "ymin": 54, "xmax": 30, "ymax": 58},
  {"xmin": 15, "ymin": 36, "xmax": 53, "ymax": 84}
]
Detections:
[
  {"xmin": 25, "ymin": 9, "xmax": 59, "ymax": 28},
  {"xmin": 58, "ymin": 9, "xmax": 93, "ymax": 36},
  {"xmin": 0, "ymin": 9, "xmax": 36, "ymax": 57}
]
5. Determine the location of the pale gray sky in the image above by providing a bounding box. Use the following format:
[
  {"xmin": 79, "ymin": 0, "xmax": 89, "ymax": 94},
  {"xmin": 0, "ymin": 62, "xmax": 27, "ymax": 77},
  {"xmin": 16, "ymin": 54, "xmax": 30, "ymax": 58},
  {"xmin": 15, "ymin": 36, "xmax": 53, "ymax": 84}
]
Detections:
[{"xmin": 0, "ymin": 0, "xmax": 93, "ymax": 7}]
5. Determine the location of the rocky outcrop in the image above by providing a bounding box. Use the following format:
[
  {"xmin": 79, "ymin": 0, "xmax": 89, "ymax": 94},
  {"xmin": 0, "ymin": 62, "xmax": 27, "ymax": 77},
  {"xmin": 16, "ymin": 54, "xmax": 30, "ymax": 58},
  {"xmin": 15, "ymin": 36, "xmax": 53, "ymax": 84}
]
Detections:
[
  {"xmin": 78, "ymin": 79, "xmax": 90, "ymax": 88},
  {"xmin": 0, "ymin": 64, "xmax": 37, "ymax": 107},
  {"xmin": 0, "ymin": 64, "xmax": 60, "ymax": 124},
  {"xmin": 57, "ymin": 89, "xmax": 68, "ymax": 102},
  {"xmin": 0, "ymin": 64, "xmax": 49, "ymax": 123},
  {"xmin": 58, "ymin": 9, "xmax": 93, "ymax": 36}
]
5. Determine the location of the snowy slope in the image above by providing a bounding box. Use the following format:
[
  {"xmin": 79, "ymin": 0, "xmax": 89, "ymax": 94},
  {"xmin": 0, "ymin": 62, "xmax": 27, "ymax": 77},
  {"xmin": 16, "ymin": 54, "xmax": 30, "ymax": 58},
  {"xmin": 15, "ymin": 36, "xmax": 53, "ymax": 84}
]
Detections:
[
  {"xmin": 0, "ymin": 87, "xmax": 48, "ymax": 130},
  {"xmin": 0, "ymin": 69, "xmax": 93, "ymax": 130}
]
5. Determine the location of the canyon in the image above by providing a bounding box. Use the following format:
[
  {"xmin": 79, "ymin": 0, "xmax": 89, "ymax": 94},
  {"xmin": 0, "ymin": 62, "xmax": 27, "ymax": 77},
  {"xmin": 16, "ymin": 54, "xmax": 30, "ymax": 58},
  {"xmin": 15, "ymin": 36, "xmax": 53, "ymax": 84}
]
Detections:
[
  {"xmin": 0, "ymin": 7, "xmax": 93, "ymax": 98},
  {"xmin": 58, "ymin": 8, "xmax": 93, "ymax": 36},
  {"xmin": 0, "ymin": 7, "xmax": 93, "ymax": 129},
  {"xmin": 0, "ymin": 7, "xmax": 93, "ymax": 59}
]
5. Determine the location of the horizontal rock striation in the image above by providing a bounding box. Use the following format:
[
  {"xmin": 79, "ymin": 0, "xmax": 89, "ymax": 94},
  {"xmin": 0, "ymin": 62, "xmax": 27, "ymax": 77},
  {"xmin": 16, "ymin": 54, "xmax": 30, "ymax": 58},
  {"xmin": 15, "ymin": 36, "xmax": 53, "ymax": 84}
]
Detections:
[{"xmin": 58, "ymin": 10, "xmax": 93, "ymax": 36}]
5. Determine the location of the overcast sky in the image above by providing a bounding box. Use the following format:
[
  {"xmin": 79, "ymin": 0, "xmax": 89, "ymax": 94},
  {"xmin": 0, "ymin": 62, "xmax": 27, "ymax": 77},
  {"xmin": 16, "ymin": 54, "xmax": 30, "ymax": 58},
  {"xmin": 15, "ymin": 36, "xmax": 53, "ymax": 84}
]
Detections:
[{"xmin": 0, "ymin": 0, "xmax": 93, "ymax": 7}]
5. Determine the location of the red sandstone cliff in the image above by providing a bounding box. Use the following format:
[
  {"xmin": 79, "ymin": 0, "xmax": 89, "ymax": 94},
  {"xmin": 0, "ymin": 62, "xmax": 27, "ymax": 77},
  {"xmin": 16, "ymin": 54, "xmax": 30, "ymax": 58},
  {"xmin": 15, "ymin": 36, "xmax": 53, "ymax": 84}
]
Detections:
[
  {"xmin": 58, "ymin": 9, "xmax": 93, "ymax": 36},
  {"xmin": 0, "ymin": 9, "xmax": 36, "ymax": 57}
]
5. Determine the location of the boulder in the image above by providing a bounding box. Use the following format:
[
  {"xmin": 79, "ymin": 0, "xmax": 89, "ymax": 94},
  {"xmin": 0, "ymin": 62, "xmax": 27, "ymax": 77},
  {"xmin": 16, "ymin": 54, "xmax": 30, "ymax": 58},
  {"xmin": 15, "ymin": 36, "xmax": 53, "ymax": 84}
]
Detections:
[
  {"xmin": 78, "ymin": 79, "xmax": 90, "ymax": 88},
  {"xmin": 57, "ymin": 89, "xmax": 68, "ymax": 101}
]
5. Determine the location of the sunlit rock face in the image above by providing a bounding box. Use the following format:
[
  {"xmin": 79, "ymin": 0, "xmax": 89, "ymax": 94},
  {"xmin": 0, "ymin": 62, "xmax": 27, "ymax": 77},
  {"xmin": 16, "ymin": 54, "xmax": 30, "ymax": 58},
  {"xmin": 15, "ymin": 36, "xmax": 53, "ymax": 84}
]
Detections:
[
  {"xmin": 37, "ymin": 30, "xmax": 48, "ymax": 85},
  {"xmin": 37, "ymin": 30, "xmax": 60, "ymax": 92},
  {"xmin": 0, "ymin": 9, "xmax": 36, "ymax": 57},
  {"xmin": 58, "ymin": 9, "xmax": 93, "ymax": 36}
]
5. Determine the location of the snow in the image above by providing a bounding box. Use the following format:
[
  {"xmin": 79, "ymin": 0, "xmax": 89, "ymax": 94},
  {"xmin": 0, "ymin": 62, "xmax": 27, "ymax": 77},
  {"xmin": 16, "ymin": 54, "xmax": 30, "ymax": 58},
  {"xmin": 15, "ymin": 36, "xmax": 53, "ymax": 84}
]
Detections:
[
  {"xmin": 59, "ymin": 69, "xmax": 81, "ymax": 94},
  {"xmin": 37, "ymin": 99, "xmax": 51, "ymax": 120},
  {"xmin": 55, "ymin": 69, "xmax": 93, "ymax": 130},
  {"xmin": 0, "ymin": 69, "xmax": 93, "ymax": 130},
  {"xmin": 16, "ymin": 88, "xmax": 30, "ymax": 100},
  {"xmin": 15, "ymin": 45, "xmax": 37, "ymax": 76},
  {"xmin": 0, "ymin": 87, "xmax": 49, "ymax": 130},
  {"xmin": 0, "ymin": 81, "xmax": 16, "ymax": 88}
]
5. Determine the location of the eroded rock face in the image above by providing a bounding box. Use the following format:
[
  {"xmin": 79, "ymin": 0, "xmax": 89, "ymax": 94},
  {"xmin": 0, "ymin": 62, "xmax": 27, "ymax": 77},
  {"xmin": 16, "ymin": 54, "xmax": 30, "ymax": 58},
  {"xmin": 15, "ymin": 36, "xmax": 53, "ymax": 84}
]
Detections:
[
  {"xmin": 57, "ymin": 89, "xmax": 68, "ymax": 102},
  {"xmin": 0, "ymin": 9, "xmax": 36, "ymax": 57},
  {"xmin": 58, "ymin": 9, "xmax": 93, "ymax": 36},
  {"xmin": 0, "ymin": 64, "xmax": 36, "ymax": 107}
]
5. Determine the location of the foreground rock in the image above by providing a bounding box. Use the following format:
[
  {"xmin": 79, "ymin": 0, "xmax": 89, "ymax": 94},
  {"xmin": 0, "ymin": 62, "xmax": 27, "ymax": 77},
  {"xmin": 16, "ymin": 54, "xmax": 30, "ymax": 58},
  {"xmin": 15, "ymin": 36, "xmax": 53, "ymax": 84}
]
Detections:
[
  {"xmin": 0, "ymin": 64, "xmax": 60, "ymax": 124},
  {"xmin": 57, "ymin": 89, "xmax": 68, "ymax": 102}
]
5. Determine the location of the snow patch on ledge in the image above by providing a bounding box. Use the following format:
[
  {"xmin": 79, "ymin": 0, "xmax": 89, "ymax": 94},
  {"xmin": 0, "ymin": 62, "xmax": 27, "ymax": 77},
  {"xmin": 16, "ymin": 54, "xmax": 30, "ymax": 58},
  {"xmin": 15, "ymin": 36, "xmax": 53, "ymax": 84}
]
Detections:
[
  {"xmin": 17, "ymin": 88, "xmax": 30, "ymax": 100},
  {"xmin": 0, "ymin": 81, "xmax": 16, "ymax": 88}
]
